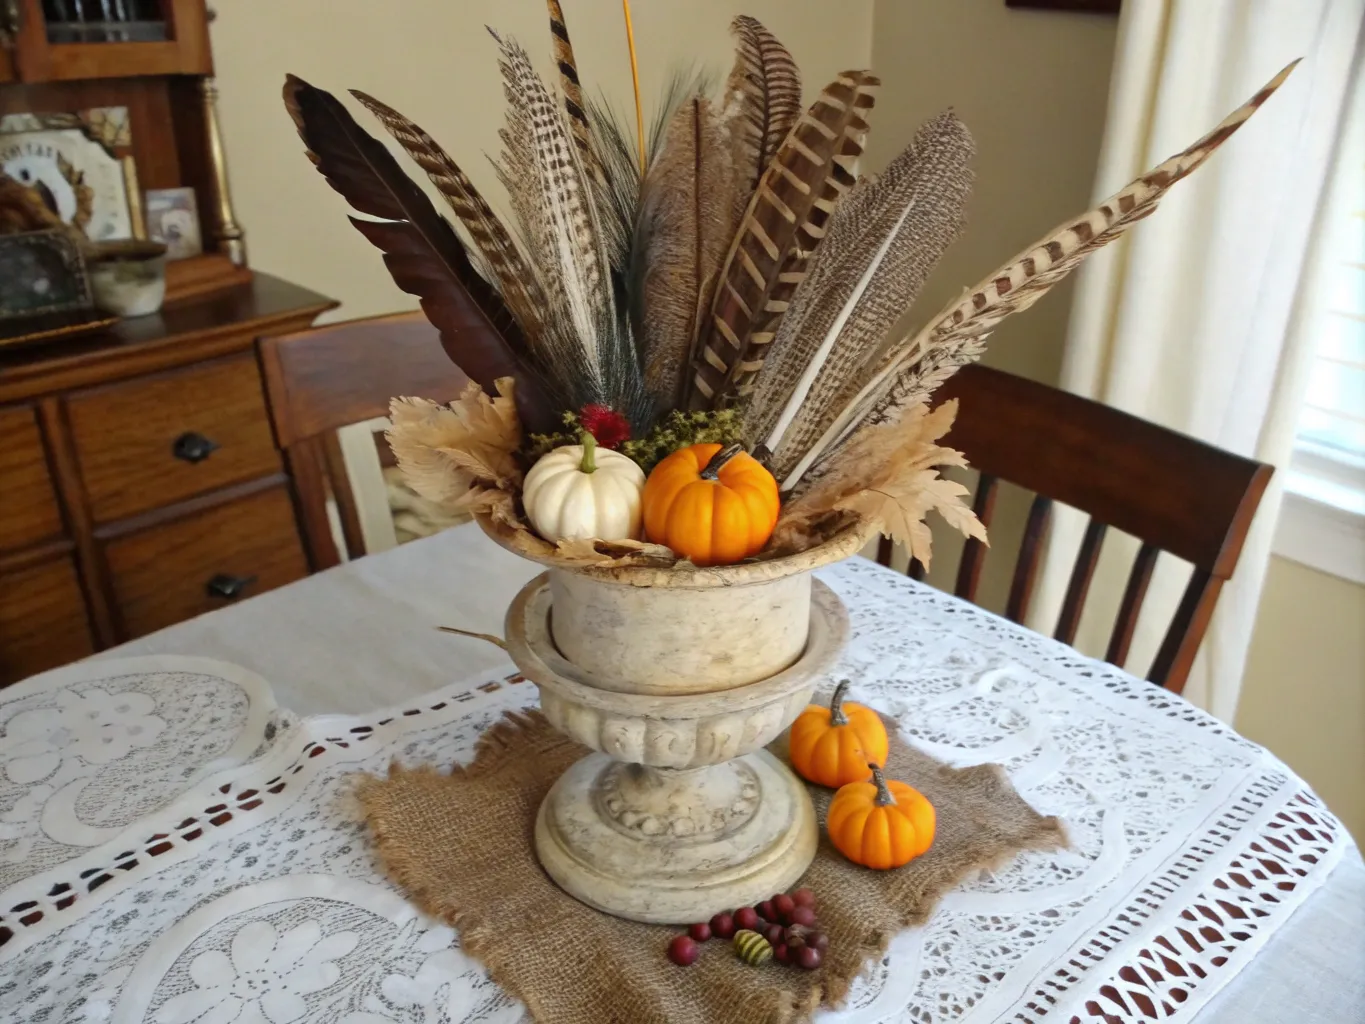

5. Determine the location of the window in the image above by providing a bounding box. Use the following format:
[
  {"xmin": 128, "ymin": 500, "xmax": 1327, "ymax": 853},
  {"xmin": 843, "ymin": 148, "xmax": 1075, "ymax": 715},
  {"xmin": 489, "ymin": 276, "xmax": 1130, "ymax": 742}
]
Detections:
[{"xmin": 1276, "ymin": 60, "xmax": 1365, "ymax": 584}]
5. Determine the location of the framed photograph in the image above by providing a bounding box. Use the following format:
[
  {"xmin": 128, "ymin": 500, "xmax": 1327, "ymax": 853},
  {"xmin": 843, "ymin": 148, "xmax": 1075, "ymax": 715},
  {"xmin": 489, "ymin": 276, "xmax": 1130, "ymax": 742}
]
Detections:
[
  {"xmin": 0, "ymin": 229, "xmax": 94, "ymax": 320},
  {"xmin": 144, "ymin": 186, "xmax": 204, "ymax": 260},
  {"xmin": 0, "ymin": 108, "xmax": 135, "ymax": 242}
]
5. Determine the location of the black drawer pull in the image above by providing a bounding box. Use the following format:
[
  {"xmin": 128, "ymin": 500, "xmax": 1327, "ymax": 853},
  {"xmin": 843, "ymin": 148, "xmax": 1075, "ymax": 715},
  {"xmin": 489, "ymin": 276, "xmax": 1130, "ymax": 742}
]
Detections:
[
  {"xmin": 206, "ymin": 573, "xmax": 257, "ymax": 600},
  {"xmin": 173, "ymin": 432, "xmax": 220, "ymax": 463}
]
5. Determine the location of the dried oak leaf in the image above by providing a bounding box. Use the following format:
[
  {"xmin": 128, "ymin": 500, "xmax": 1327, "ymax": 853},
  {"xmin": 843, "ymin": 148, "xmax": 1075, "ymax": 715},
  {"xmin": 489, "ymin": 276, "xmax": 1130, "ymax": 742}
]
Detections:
[{"xmin": 387, "ymin": 377, "xmax": 522, "ymax": 508}]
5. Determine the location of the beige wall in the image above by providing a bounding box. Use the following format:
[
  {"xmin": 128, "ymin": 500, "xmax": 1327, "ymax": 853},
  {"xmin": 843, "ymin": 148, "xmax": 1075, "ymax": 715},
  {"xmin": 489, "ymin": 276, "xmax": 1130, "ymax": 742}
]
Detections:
[
  {"xmin": 864, "ymin": 0, "xmax": 1117, "ymax": 609},
  {"xmin": 1237, "ymin": 557, "xmax": 1365, "ymax": 841},
  {"xmin": 208, "ymin": 0, "xmax": 874, "ymax": 323}
]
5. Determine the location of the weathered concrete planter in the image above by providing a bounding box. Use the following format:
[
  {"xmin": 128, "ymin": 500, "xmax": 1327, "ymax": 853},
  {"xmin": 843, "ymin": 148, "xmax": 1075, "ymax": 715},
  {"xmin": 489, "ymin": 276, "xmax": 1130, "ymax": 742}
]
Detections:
[{"xmin": 488, "ymin": 520, "xmax": 862, "ymax": 924}]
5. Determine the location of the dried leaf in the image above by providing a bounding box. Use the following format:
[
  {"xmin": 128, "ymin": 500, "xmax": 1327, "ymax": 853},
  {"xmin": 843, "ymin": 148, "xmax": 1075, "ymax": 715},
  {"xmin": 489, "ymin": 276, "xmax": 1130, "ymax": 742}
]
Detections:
[{"xmin": 387, "ymin": 378, "xmax": 521, "ymax": 509}]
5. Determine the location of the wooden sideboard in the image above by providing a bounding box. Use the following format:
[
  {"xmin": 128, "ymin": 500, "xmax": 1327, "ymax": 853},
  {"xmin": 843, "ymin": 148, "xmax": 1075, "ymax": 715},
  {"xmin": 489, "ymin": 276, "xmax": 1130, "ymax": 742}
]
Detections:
[{"xmin": 0, "ymin": 273, "xmax": 336, "ymax": 685}]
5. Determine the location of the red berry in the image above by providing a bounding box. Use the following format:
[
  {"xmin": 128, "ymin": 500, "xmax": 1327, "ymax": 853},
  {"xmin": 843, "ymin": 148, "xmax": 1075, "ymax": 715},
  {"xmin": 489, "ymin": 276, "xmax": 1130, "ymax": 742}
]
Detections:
[
  {"xmin": 773, "ymin": 893, "xmax": 796, "ymax": 921},
  {"xmin": 763, "ymin": 923, "xmax": 785, "ymax": 946},
  {"xmin": 792, "ymin": 888, "xmax": 816, "ymax": 909},
  {"xmin": 756, "ymin": 900, "xmax": 776, "ymax": 922},
  {"xmin": 668, "ymin": 935, "xmax": 699, "ymax": 966},
  {"xmin": 710, "ymin": 912, "xmax": 735, "ymax": 940},
  {"xmin": 789, "ymin": 905, "xmax": 816, "ymax": 928},
  {"xmin": 806, "ymin": 930, "xmax": 829, "ymax": 953},
  {"xmin": 796, "ymin": 945, "xmax": 823, "ymax": 971},
  {"xmin": 773, "ymin": 942, "xmax": 792, "ymax": 965},
  {"xmin": 784, "ymin": 925, "xmax": 807, "ymax": 948},
  {"xmin": 734, "ymin": 906, "xmax": 760, "ymax": 931},
  {"xmin": 689, "ymin": 922, "xmax": 712, "ymax": 943}
]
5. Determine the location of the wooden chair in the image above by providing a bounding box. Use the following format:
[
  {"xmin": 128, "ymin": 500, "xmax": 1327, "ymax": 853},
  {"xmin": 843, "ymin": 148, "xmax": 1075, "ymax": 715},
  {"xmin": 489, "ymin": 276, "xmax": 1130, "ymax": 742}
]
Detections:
[
  {"xmin": 259, "ymin": 311, "xmax": 468, "ymax": 571},
  {"xmin": 875, "ymin": 363, "xmax": 1272, "ymax": 693}
]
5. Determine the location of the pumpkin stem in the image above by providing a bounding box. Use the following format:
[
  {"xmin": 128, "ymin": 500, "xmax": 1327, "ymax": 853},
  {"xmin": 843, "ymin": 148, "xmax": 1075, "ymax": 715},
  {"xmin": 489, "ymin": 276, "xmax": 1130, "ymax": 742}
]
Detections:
[
  {"xmin": 829, "ymin": 679, "xmax": 852, "ymax": 727},
  {"xmin": 699, "ymin": 443, "xmax": 744, "ymax": 480},
  {"xmin": 578, "ymin": 431, "xmax": 598, "ymax": 474},
  {"xmin": 869, "ymin": 763, "xmax": 897, "ymax": 806}
]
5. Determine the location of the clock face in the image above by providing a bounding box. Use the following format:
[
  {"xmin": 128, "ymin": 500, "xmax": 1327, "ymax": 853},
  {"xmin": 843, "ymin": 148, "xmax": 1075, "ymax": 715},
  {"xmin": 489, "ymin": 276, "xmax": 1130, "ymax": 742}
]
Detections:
[{"xmin": 0, "ymin": 128, "xmax": 132, "ymax": 241}]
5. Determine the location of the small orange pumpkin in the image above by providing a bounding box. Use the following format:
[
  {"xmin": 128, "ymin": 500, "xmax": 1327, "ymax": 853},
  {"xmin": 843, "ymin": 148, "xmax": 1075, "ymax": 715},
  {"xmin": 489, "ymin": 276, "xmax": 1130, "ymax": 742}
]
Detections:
[
  {"xmin": 788, "ymin": 680, "xmax": 889, "ymax": 788},
  {"xmin": 827, "ymin": 762, "xmax": 936, "ymax": 869},
  {"xmin": 642, "ymin": 443, "xmax": 779, "ymax": 566}
]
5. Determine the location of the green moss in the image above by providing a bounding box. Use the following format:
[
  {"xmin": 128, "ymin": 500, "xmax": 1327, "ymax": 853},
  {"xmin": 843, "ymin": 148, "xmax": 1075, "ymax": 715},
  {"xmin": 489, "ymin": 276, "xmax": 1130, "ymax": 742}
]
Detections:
[{"xmin": 521, "ymin": 408, "xmax": 746, "ymax": 475}]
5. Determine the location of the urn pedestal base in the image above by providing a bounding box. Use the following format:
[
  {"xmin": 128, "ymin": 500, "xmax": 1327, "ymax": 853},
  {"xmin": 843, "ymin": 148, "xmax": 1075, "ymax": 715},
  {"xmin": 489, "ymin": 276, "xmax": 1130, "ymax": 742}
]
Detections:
[{"xmin": 535, "ymin": 751, "xmax": 818, "ymax": 925}]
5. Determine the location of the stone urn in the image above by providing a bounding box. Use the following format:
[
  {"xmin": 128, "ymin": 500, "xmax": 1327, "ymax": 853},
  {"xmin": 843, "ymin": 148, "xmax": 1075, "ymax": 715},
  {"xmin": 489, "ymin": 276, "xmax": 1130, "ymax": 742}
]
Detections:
[{"xmin": 485, "ymin": 518, "xmax": 862, "ymax": 925}]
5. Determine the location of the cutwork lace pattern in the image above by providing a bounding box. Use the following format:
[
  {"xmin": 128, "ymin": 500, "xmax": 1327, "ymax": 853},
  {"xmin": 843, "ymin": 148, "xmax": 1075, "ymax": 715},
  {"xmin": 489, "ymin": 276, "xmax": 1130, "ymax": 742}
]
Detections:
[{"xmin": 0, "ymin": 561, "xmax": 1350, "ymax": 1024}]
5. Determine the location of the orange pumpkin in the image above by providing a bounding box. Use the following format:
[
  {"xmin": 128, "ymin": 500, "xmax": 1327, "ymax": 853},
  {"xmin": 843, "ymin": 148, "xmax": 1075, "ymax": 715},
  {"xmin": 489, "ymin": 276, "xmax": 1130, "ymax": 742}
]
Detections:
[
  {"xmin": 642, "ymin": 443, "xmax": 779, "ymax": 566},
  {"xmin": 788, "ymin": 679, "xmax": 889, "ymax": 788},
  {"xmin": 827, "ymin": 763, "xmax": 936, "ymax": 869}
]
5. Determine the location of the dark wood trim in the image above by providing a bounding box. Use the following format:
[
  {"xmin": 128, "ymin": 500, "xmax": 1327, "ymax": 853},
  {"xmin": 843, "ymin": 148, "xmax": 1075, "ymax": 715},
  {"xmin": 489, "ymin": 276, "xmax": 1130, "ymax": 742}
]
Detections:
[
  {"xmin": 1148, "ymin": 569, "xmax": 1221, "ymax": 692},
  {"xmin": 91, "ymin": 472, "xmax": 290, "ymax": 541},
  {"xmin": 321, "ymin": 431, "xmax": 365, "ymax": 560},
  {"xmin": 284, "ymin": 439, "xmax": 342, "ymax": 572},
  {"xmin": 1005, "ymin": 494, "xmax": 1054, "ymax": 623},
  {"xmin": 1054, "ymin": 518, "xmax": 1108, "ymax": 644},
  {"xmin": 36, "ymin": 398, "xmax": 118, "ymax": 647},
  {"xmin": 876, "ymin": 536, "xmax": 893, "ymax": 567},
  {"xmin": 1006, "ymin": 0, "xmax": 1120, "ymax": 12},
  {"xmin": 954, "ymin": 474, "xmax": 998, "ymax": 601},
  {"xmin": 0, "ymin": 537, "xmax": 74, "ymax": 575},
  {"xmin": 1106, "ymin": 542, "xmax": 1160, "ymax": 667}
]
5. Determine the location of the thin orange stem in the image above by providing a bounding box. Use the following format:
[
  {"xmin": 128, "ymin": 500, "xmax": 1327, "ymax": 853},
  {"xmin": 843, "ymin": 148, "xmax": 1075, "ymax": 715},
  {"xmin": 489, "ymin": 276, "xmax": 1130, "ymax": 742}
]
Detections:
[{"xmin": 621, "ymin": 0, "xmax": 645, "ymax": 174}]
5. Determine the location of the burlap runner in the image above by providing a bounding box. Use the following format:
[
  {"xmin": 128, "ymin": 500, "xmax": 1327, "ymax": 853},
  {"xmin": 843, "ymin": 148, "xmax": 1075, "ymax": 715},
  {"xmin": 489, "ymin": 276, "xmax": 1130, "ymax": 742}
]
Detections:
[{"xmin": 357, "ymin": 711, "xmax": 1065, "ymax": 1024}]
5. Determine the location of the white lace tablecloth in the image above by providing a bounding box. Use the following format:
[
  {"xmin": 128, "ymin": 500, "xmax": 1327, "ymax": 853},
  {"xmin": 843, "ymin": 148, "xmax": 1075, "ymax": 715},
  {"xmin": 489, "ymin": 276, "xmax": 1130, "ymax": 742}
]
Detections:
[{"xmin": 2, "ymin": 525, "xmax": 1361, "ymax": 1024}]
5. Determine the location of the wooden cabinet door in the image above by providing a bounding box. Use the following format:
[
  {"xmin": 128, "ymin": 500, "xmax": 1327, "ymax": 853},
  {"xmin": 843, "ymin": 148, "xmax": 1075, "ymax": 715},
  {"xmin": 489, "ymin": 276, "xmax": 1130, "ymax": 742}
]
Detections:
[
  {"xmin": 13, "ymin": 0, "xmax": 211, "ymax": 83},
  {"xmin": 0, "ymin": 556, "xmax": 94, "ymax": 686}
]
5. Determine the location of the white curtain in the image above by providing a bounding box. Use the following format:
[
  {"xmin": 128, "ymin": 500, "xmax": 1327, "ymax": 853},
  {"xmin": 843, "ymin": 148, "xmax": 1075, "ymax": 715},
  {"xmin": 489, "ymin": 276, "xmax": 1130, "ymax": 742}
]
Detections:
[{"xmin": 1027, "ymin": 0, "xmax": 1364, "ymax": 721}]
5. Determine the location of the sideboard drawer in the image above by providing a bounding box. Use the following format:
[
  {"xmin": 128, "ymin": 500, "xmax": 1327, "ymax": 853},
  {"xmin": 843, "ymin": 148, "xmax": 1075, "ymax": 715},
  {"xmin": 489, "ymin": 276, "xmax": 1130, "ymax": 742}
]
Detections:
[
  {"xmin": 0, "ymin": 405, "xmax": 64, "ymax": 554},
  {"xmin": 104, "ymin": 485, "xmax": 308, "ymax": 639},
  {"xmin": 67, "ymin": 355, "xmax": 283, "ymax": 524},
  {"xmin": 0, "ymin": 556, "xmax": 94, "ymax": 686}
]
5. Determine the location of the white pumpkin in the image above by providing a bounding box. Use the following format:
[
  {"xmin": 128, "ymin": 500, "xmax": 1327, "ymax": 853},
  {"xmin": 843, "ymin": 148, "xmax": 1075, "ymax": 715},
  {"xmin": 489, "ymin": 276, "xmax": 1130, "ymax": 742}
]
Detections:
[{"xmin": 522, "ymin": 434, "xmax": 645, "ymax": 543}]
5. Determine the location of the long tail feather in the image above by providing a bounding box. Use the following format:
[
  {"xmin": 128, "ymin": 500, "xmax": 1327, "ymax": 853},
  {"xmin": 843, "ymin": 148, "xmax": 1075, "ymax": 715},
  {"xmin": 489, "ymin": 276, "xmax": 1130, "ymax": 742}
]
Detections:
[
  {"xmin": 547, "ymin": 0, "xmax": 600, "ymax": 180},
  {"xmin": 783, "ymin": 60, "xmax": 1298, "ymax": 491},
  {"xmin": 638, "ymin": 96, "xmax": 740, "ymax": 406},
  {"xmin": 282, "ymin": 75, "xmax": 555, "ymax": 434},
  {"xmin": 726, "ymin": 15, "xmax": 802, "ymax": 198},
  {"xmin": 349, "ymin": 90, "xmax": 548, "ymax": 343},
  {"xmin": 687, "ymin": 70, "xmax": 879, "ymax": 410},
  {"xmin": 751, "ymin": 111, "xmax": 974, "ymax": 465}
]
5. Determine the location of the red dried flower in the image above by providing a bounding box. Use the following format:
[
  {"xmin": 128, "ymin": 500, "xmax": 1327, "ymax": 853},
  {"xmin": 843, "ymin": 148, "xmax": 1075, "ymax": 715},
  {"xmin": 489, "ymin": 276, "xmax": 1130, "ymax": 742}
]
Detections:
[{"xmin": 578, "ymin": 404, "xmax": 631, "ymax": 449}]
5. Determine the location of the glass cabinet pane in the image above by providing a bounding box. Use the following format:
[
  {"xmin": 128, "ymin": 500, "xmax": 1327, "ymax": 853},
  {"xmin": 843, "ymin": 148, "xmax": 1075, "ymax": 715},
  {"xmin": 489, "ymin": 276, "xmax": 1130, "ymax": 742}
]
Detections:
[{"xmin": 41, "ymin": 0, "xmax": 169, "ymax": 44}]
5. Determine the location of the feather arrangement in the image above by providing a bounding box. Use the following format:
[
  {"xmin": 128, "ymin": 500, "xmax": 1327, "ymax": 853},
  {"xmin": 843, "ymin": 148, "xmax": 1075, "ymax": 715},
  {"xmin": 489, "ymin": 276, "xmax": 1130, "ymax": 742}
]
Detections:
[
  {"xmin": 688, "ymin": 71, "xmax": 879, "ymax": 411},
  {"xmin": 778, "ymin": 60, "xmax": 1298, "ymax": 494},
  {"xmin": 287, "ymin": 3, "xmax": 1292, "ymax": 571},
  {"xmin": 748, "ymin": 110, "xmax": 975, "ymax": 469}
]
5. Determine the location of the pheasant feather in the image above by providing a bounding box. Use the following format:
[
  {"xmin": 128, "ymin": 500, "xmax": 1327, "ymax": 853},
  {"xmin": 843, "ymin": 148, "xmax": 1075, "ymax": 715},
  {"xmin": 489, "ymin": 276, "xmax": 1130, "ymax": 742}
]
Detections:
[
  {"xmin": 493, "ymin": 32, "xmax": 648, "ymax": 426},
  {"xmin": 349, "ymin": 90, "xmax": 547, "ymax": 343},
  {"xmin": 783, "ymin": 61, "xmax": 1298, "ymax": 491},
  {"xmin": 688, "ymin": 70, "xmax": 879, "ymax": 410},
  {"xmin": 546, "ymin": 0, "xmax": 599, "ymax": 180},
  {"xmin": 726, "ymin": 16, "xmax": 802, "ymax": 198},
  {"xmin": 751, "ymin": 111, "xmax": 974, "ymax": 466}
]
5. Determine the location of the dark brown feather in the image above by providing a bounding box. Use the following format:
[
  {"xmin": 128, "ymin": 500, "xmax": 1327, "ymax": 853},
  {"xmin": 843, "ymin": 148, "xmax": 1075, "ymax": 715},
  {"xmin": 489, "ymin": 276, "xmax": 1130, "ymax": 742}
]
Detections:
[
  {"xmin": 687, "ymin": 71, "xmax": 879, "ymax": 410},
  {"xmin": 349, "ymin": 89, "xmax": 547, "ymax": 342},
  {"xmin": 282, "ymin": 75, "xmax": 555, "ymax": 433}
]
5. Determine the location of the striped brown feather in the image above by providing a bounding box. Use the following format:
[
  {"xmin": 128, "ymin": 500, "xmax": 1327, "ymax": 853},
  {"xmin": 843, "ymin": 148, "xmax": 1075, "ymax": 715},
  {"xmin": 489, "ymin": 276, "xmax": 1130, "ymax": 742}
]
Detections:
[
  {"xmin": 687, "ymin": 70, "xmax": 879, "ymax": 410},
  {"xmin": 726, "ymin": 15, "xmax": 802, "ymax": 198},
  {"xmin": 546, "ymin": 0, "xmax": 599, "ymax": 180},
  {"xmin": 350, "ymin": 90, "xmax": 546, "ymax": 341},
  {"xmin": 783, "ymin": 61, "xmax": 1298, "ymax": 491}
]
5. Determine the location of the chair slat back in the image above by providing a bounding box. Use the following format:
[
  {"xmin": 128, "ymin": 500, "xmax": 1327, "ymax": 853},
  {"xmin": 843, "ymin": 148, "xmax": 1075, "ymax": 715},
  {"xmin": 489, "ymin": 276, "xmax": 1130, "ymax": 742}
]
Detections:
[
  {"xmin": 259, "ymin": 311, "xmax": 469, "ymax": 570},
  {"xmin": 879, "ymin": 363, "xmax": 1272, "ymax": 692}
]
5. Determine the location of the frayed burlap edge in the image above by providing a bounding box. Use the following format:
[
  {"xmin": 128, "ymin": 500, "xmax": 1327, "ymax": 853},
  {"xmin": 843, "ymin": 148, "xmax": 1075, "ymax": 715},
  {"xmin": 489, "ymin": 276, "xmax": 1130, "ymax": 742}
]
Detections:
[{"xmin": 356, "ymin": 710, "xmax": 1068, "ymax": 1024}]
